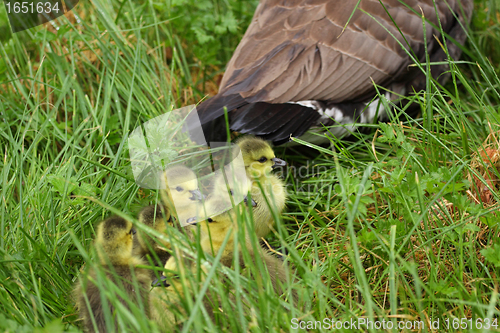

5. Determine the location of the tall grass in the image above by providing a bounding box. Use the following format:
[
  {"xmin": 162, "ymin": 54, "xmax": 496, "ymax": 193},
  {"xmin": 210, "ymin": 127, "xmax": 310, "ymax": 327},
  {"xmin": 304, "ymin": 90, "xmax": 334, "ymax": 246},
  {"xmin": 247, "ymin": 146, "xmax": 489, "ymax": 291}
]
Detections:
[{"xmin": 0, "ymin": 0, "xmax": 499, "ymax": 331}]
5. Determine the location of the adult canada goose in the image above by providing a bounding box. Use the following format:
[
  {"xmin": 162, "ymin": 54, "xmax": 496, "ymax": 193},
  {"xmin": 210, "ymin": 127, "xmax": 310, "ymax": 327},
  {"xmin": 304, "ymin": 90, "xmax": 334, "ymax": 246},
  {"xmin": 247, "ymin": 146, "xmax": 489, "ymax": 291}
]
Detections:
[
  {"xmin": 236, "ymin": 136, "xmax": 287, "ymax": 238},
  {"xmin": 74, "ymin": 217, "xmax": 150, "ymax": 333},
  {"xmin": 188, "ymin": 0, "xmax": 473, "ymax": 145}
]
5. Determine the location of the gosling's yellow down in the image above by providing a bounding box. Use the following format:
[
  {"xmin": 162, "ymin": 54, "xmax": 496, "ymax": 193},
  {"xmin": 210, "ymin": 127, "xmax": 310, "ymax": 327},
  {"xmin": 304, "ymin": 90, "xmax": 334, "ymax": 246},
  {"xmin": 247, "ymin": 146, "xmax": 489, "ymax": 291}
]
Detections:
[
  {"xmin": 210, "ymin": 165, "xmax": 256, "ymax": 210},
  {"xmin": 184, "ymin": 180, "xmax": 295, "ymax": 301},
  {"xmin": 192, "ymin": 195, "xmax": 241, "ymax": 262},
  {"xmin": 236, "ymin": 136, "xmax": 287, "ymax": 238},
  {"xmin": 191, "ymin": 164, "xmax": 254, "ymax": 223},
  {"xmin": 185, "ymin": 166, "xmax": 255, "ymax": 263},
  {"xmin": 148, "ymin": 171, "xmax": 239, "ymax": 330},
  {"xmin": 74, "ymin": 216, "xmax": 150, "ymax": 333},
  {"xmin": 152, "ymin": 195, "xmax": 296, "ymax": 330},
  {"xmin": 166, "ymin": 210, "xmax": 297, "ymax": 307}
]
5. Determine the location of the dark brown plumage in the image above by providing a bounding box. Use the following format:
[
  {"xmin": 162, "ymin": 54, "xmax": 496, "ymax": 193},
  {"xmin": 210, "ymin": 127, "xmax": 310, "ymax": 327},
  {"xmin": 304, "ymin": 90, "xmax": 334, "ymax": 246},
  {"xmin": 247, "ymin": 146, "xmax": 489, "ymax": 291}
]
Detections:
[
  {"xmin": 74, "ymin": 216, "xmax": 151, "ymax": 333},
  {"xmin": 188, "ymin": 0, "xmax": 473, "ymax": 145}
]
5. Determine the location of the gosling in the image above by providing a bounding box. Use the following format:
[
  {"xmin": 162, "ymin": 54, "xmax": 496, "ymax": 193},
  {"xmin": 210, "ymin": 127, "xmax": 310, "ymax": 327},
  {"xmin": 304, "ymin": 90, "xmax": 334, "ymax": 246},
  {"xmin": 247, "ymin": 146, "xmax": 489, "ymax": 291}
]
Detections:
[
  {"xmin": 186, "ymin": 183, "xmax": 294, "ymax": 300},
  {"xmin": 236, "ymin": 136, "xmax": 287, "ymax": 238},
  {"xmin": 74, "ymin": 216, "xmax": 150, "ymax": 333}
]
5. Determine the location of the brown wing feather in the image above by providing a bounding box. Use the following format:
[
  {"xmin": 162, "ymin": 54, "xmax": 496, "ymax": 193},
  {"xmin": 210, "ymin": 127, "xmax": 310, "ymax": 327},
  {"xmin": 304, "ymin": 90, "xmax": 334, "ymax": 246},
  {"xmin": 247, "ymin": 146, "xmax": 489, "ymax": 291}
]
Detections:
[
  {"xmin": 191, "ymin": 0, "xmax": 473, "ymax": 145},
  {"xmin": 219, "ymin": 0, "xmax": 473, "ymax": 104}
]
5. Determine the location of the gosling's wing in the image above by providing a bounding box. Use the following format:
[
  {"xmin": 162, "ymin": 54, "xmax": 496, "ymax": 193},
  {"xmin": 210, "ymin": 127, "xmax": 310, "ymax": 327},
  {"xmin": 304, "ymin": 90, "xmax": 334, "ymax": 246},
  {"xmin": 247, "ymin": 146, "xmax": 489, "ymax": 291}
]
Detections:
[{"xmin": 191, "ymin": 0, "xmax": 473, "ymax": 144}]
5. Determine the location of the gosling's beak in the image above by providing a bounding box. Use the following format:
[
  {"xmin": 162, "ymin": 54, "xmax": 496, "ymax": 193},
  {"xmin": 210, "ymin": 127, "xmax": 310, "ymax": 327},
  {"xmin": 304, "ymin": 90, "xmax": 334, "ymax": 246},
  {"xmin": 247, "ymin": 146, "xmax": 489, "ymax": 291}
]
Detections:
[
  {"xmin": 151, "ymin": 275, "xmax": 170, "ymax": 287},
  {"xmin": 131, "ymin": 228, "xmax": 137, "ymax": 235},
  {"xmin": 186, "ymin": 217, "xmax": 197, "ymax": 225},
  {"xmin": 244, "ymin": 195, "xmax": 257, "ymax": 207},
  {"xmin": 271, "ymin": 157, "xmax": 286, "ymax": 169},
  {"xmin": 189, "ymin": 189, "xmax": 203, "ymax": 201}
]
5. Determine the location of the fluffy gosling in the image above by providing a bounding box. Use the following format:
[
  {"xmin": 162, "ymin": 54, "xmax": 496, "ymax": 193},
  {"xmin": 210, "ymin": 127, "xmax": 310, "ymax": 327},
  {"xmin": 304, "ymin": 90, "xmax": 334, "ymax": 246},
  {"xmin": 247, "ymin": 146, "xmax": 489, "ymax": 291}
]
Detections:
[
  {"xmin": 74, "ymin": 216, "xmax": 150, "ymax": 333},
  {"xmin": 186, "ymin": 188, "xmax": 295, "ymax": 301},
  {"xmin": 236, "ymin": 136, "xmax": 287, "ymax": 238}
]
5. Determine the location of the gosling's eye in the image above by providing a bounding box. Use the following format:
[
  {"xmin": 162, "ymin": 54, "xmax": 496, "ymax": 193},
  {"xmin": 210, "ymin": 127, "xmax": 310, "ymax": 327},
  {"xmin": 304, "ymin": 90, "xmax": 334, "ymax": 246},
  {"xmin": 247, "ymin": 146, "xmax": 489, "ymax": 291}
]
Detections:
[
  {"xmin": 176, "ymin": 186, "xmax": 183, "ymax": 192},
  {"xmin": 207, "ymin": 218, "xmax": 213, "ymax": 223},
  {"xmin": 258, "ymin": 157, "xmax": 267, "ymax": 163}
]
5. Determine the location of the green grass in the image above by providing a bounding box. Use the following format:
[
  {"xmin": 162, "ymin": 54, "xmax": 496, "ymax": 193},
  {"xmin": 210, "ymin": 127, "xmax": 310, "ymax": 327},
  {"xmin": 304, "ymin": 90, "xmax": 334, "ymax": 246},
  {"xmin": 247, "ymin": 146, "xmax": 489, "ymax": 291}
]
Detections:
[{"xmin": 1, "ymin": 0, "xmax": 500, "ymax": 331}]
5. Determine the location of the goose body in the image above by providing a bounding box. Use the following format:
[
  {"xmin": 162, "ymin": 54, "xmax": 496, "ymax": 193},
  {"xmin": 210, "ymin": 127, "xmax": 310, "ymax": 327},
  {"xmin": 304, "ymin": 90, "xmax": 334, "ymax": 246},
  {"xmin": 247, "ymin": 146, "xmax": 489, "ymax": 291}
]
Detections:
[{"xmin": 188, "ymin": 0, "xmax": 473, "ymax": 145}]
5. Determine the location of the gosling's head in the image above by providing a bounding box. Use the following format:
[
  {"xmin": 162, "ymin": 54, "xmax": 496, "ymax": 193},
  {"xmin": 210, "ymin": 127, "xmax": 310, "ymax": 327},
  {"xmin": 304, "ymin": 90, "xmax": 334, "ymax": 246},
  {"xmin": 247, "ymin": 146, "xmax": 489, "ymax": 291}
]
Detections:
[
  {"xmin": 139, "ymin": 204, "xmax": 168, "ymax": 229},
  {"xmin": 95, "ymin": 216, "xmax": 136, "ymax": 264},
  {"xmin": 163, "ymin": 166, "xmax": 203, "ymax": 208},
  {"xmin": 236, "ymin": 136, "xmax": 286, "ymax": 179},
  {"xmin": 137, "ymin": 204, "xmax": 171, "ymax": 249}
]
